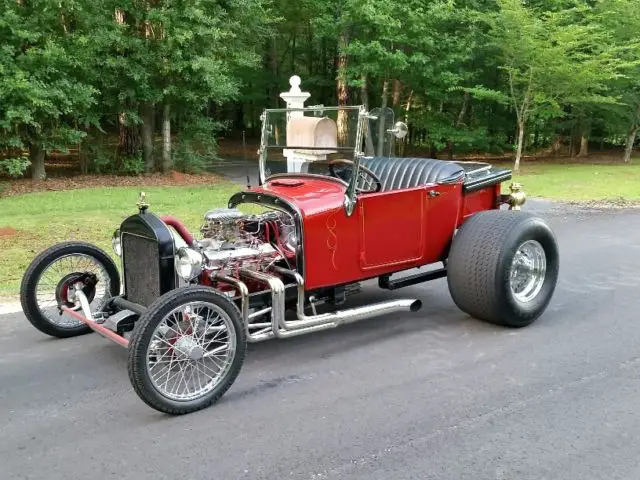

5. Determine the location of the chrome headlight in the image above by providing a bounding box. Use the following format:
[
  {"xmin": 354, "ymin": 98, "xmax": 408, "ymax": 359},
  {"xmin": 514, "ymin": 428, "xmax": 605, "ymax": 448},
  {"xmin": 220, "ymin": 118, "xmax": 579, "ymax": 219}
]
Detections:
[
  {"xmin": 112, "ymin": 229, "xmax": 122, "ymax": 256},
  {"xmin": 175, "ymin": 247, "xmax": 203, "ymax": 281}
]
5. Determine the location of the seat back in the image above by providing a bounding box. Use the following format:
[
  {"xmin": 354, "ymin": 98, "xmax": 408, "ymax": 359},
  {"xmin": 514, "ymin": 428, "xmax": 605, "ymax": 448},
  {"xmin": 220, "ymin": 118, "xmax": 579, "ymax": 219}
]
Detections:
[{"xmin": 359, "ymin": 156, "xmax": 465, "ymax": 192}]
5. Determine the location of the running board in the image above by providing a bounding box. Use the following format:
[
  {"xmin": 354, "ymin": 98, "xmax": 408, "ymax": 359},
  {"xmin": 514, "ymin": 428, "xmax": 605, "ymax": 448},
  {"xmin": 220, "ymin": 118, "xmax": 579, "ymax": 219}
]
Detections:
[{"xmin": 379, "ymin": 268, "xmax": 447, "ymax": 290}]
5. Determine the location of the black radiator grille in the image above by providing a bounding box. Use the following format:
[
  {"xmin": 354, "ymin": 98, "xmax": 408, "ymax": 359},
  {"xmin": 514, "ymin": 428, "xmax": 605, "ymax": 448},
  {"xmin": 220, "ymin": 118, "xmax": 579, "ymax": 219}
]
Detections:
[{"xmin": 122, "ymin": 234, "xmax": 160, "ymax": 307}]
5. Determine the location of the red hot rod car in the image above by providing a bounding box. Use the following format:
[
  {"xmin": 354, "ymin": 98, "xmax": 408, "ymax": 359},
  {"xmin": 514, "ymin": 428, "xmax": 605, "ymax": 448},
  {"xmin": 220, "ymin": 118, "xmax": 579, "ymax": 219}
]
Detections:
[{"xmin": 20, "ymin": 105, "xmax": 559, "ymax": 414}]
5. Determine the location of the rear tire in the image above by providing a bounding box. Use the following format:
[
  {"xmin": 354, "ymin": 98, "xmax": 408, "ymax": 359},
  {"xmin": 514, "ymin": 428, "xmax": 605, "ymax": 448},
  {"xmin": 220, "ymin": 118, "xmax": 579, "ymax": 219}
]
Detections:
[
  {"xmin": 446, "ymin": 210, "xmax": 559, "ymax": 328},
  {"xmin": 127, "ymin": 286, "xmax": 246, "ymax": 415},
  {"xmin": 20, "ymin": 241, "xmax": 121, "ymax": 338}
]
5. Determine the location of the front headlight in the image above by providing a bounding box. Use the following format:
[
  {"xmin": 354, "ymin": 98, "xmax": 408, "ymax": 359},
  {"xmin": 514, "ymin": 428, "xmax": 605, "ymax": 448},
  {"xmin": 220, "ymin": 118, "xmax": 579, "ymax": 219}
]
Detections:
[
  {"xmin": 175, "ymin": 247, "xmax": 203, "ymax": 281},
  {"xmin": 112, "ymin": 229, "xmax": 122, "ymax": 256}
]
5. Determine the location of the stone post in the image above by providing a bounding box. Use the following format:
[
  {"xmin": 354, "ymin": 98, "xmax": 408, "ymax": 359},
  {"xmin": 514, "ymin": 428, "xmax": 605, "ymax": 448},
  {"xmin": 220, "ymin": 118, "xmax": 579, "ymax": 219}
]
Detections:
[{"xmin": 280, "ymin": 75, "xmax": 312, "ymax": 173}]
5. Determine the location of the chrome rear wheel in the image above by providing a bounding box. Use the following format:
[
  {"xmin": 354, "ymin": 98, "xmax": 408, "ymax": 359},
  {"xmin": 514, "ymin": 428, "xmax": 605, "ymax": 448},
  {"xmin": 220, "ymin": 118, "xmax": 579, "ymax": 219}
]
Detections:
[{"xmin": 509, "ymin": 240, "xmax": 547, "ymax": 303}]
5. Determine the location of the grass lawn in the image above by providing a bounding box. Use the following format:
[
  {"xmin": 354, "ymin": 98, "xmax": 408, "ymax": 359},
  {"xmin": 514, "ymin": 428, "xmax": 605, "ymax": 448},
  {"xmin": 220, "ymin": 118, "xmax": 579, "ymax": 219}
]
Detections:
[
  {"xmin": 1, "ymin": 160, "xmax": 640, "ymax": 299},
  {"xmin": 507, "ymin": 161, "xmax": 640, "ymax": 202},
  {"xmin": 0, "ymin": 181, "xmax": 251, "ymax": 298}
]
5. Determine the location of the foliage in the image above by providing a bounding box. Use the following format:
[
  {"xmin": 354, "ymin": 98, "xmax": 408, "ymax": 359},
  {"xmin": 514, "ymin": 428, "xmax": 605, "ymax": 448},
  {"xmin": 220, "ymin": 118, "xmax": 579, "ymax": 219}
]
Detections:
[
  {"xmin": 0, "ymin": 0, "xmax": 103, "ymax": 179},
  {"xmin": 0, "ymin": 0, "xmax": 639, "ymax": 177},
  {"xmin": 172, "ymin": 116, "xmax": 226, "ymax": 174},
  {"xmin": 0, "ymin": 154, "xmax": 31, "ymax": 178}
]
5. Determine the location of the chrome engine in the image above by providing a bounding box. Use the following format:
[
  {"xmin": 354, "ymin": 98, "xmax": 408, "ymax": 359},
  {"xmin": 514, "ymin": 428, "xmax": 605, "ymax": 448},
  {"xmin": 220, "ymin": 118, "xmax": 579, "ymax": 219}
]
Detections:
[{"xmin": 197, "ymin": 208, "xmax": 296, "ymax": 275}]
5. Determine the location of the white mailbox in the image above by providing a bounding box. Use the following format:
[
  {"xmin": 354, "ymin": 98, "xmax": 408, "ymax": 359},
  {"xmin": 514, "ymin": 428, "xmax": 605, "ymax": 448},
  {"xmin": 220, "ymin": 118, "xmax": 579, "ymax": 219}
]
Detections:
[{"xmin": 286, "ymin": 116, "xmax": 338, "ymax": 155}]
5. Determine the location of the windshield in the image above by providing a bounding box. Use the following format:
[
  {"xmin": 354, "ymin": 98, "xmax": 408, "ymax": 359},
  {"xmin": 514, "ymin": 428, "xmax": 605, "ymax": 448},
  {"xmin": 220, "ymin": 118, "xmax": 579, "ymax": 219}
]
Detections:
[{"xmin": 258, "ymin": 105, "xmax": 397, "ymax": 184}]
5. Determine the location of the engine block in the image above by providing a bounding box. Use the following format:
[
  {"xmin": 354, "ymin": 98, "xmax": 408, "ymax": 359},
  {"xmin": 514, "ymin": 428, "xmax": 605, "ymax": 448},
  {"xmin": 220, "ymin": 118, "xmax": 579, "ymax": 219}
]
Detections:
[{"xmin": 197, "ymin": 208, "xmax": 296, "ymax": 275}]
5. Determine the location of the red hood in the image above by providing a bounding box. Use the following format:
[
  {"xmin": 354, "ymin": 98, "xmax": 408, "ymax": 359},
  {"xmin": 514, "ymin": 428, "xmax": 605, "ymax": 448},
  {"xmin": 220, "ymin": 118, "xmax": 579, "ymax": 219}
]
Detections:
[{"xmin": 248, "ymin": 176, "xmax": 347, "ymax": 217}]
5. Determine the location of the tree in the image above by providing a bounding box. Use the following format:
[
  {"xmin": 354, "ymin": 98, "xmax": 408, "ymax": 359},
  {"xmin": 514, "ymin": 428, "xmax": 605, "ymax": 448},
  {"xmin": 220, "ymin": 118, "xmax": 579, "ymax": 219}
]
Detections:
[
  {"xmin": 488, "ymin": 0, "xmax": 627, "ymax": 170},
  {"xmin": 0, "ymin": 0, "xmax": 101, "ymax": 179},
  {"xmin": 590, "ymin": 0, "xmax": 640, "ymax": 163}
]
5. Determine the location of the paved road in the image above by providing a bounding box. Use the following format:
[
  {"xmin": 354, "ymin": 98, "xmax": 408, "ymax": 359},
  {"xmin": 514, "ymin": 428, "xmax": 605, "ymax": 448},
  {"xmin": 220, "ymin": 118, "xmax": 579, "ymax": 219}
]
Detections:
[{"xmin": 2, "ymin": 205, "xmax": 640, "ymax": 479}]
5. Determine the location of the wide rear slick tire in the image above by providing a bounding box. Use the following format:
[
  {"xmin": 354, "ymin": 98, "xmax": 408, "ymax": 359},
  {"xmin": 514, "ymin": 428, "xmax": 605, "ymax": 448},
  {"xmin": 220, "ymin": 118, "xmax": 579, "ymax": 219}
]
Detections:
[
  {"xmin": 446, "ymin": 210, "xmax": 559, "ymax": 328},
  {"xmin": 20, "ymin": 241, "xmax": 121, "ymax": 338},
  {"xmin": 127, "ymin": 286, "xmax": 247, "ymax": 415}
]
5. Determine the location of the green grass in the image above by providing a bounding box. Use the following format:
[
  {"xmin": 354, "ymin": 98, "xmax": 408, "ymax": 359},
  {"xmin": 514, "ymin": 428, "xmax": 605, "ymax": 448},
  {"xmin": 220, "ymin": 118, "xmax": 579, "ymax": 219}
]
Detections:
[
  {"xmin": 505, "ymin": 161, "xmax": 640, "ymax": 202},
  {"xmin": 0, "ymin": 181, "xmax": 250, "ymax": 297}
]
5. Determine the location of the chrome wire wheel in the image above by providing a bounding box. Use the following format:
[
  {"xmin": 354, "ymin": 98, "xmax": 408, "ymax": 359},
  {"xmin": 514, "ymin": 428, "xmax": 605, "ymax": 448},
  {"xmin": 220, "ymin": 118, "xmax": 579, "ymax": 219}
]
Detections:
[
  {"xmin": 509, "ymin": 239, "xmax": 547, "ymax": 303},
  {"xmin": 35, "ymin": 253, "xmax": 112, "ymax": 328},
  {"xmin": 20, "ymin": 241, "xmax": 121, "ymax": 338},
  {"xmin": 146, "ymin": 301, "xmax": 238, "ymax": 402}
]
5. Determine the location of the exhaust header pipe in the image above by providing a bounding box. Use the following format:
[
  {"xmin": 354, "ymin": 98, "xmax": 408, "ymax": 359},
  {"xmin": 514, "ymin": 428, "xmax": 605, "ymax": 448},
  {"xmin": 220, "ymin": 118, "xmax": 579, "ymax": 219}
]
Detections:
[{"xmin": 239, "ymin": 267, "xmax": 422, "ymax": 339}]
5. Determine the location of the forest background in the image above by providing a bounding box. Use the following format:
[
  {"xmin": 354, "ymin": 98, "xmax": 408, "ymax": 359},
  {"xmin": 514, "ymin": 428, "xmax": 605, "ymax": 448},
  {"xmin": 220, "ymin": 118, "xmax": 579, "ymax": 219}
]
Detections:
[{"xmin": 1, "ymin": 0, "xmax": 639, "ymax": 181}]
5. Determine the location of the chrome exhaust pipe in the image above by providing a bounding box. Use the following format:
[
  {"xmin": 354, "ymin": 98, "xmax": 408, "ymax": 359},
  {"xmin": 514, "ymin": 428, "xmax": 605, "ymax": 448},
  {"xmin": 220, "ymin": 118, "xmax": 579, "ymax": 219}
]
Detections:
[
  {"xmin": 212, "ymin": 273, "xmax": 274, "ymax": 343},
  {"xmin": 240, "ymin": 267, "xmax": 422, "ymax": 339}
]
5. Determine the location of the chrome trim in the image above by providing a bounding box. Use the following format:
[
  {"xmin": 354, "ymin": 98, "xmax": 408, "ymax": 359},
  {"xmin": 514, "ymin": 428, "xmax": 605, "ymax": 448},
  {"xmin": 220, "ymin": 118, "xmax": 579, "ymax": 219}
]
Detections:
[
  {"xmin": 344, "ymin": 106, "xmax": 368, "ymax": 217},
  {"xmin": 212, "ymin": 273, "xmax": 275, "ymax": 343},
  {"xmin": 238, "ymin": 267, "xmax": 421, "ymax": 340}
]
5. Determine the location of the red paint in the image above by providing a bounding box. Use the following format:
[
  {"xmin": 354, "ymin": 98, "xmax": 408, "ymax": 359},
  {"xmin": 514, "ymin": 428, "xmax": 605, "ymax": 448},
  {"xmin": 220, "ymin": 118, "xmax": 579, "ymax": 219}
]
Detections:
[
  {"xmin": 248, "ymin": 176, "xmax": 467, "ymax": 290},
  {"xmin": 62, "ymin": 307, "xmax": 129, "ymax": 347},
  {"xmin": 161, "ymin": 216, "xmax": 195, "ymax": 245},
  {"xmin": 457, "ymin": 186, "xmax": 500, "ymax": 226}
]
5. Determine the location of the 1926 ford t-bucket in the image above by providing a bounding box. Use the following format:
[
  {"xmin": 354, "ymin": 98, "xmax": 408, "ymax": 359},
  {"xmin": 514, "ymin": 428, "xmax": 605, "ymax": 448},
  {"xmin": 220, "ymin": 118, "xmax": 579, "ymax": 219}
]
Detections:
[{"xmin": 20, "ymin": 105, "xmax": 559, "ymax": 414}]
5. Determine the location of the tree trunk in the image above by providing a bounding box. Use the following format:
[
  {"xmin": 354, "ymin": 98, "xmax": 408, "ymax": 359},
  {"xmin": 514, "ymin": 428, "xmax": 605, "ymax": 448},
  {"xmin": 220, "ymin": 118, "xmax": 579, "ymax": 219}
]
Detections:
[
  {"xmin": 551, "ymin": 136, "xmax": 563, "ymax": 156},
  {"xmin": 392, "ymin": 80, "xmax": 402, "ymax": 109},
  {"xmin": 514, "ymin": 121, "xmax": 525, "ymax": 172},
  {"xmin": 141, "ymin": 102, "xmax": 155, "ymax": 172},
  {"xmin": 447, "ymin": 91, "xmax": 469, "ymax": 159},
  {"xmin": 577, "ymin": 135, "xmax": 589, "ymax": 157},
  {"xmin": 623, "ymin": 104, "xmax": 640, "ymax": 163},
  {"xmin": 270, "ymin": 37, "xmax": 279, "ymax": 107},
  {"xmin": 361, "ymin": 74, "xmax": 369, "ymax": 109},
  {"xmin": 399, "ymin": 90, "xmax": 413, "ymax": 157},
  {"xmin": 118, "ymin": 111, "xmax": 140, "ymax": 158},
  {"xmin": 307, "ymin": 21, "xmax": 313, "ymax": 78},
  {"xmin": 624, "ymin": 127, "xmax": 637, "ymax": 163},
  {"xmin": 377, "ymin": 79, "xmax": 389, "ymax": 156},
  {"xmin": 336, "ymin": 30, "xmax": 349, "ymax": 145},
  {"xmin": 162, "ymin": 104, "xmax": 171, "ymax": 172},
  {"xmin": 30, "ymin": 144, "xmax": 46, "ymax": 180}
]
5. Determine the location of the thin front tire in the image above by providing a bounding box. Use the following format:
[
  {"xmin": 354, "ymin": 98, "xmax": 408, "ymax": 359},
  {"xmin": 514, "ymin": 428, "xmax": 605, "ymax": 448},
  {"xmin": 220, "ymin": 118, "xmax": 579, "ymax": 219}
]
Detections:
[{"xmin": 127, "ymin": 286, "xmax": 246, "ymax": 415}]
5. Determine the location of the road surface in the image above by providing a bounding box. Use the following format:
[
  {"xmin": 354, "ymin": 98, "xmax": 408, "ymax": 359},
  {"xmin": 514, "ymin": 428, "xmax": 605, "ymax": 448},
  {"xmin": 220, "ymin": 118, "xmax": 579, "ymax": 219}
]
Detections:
[{"xmin": 2, "ymin": 205, "xmax": 640, "ymax": 479}]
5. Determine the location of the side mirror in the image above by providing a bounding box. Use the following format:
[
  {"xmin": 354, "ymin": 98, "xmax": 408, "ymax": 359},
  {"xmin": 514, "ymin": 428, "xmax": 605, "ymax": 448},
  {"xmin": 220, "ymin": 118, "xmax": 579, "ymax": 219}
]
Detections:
[{"xmin": 387, "ymin": 121, "xmax": 408, "ymax": 139}]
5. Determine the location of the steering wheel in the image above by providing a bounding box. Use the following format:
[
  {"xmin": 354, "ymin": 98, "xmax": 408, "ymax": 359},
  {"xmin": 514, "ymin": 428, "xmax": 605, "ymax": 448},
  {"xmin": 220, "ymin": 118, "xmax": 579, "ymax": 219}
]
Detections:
[{"xmin": 328, "ymin": 159, "xmax": 382, "ymax": 194}]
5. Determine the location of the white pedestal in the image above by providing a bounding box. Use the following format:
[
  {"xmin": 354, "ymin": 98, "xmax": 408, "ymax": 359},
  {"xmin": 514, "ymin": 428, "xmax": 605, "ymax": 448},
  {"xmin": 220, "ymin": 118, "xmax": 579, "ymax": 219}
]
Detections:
[{"xmin": 283, "ymin": 149, "xmax": 328, "ymax": 173}]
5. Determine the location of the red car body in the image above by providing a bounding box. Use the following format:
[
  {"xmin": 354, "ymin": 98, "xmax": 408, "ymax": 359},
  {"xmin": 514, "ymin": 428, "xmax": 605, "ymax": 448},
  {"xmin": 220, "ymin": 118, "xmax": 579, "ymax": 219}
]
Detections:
[{"xmin": 245, "ymin": 175, "xmax": 498, "ymax": 290}]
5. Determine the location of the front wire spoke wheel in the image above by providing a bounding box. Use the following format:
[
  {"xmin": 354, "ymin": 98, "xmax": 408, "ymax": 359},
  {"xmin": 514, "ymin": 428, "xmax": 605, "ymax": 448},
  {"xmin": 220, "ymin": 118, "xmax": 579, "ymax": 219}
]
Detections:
[
  {"xmin": 128, "ymin": 287, "xmax": 246, "ymax": 415},
  {"xmin": 36, "ymin": 254, "xmax": 112, "ymax": 328},
  {"xmin": 147, "ymin": 302, "xmax": 236, "ymax": 402},
  {"xmin": 20, "ymin": 242, "xmax": 121, "ymax": 338}
]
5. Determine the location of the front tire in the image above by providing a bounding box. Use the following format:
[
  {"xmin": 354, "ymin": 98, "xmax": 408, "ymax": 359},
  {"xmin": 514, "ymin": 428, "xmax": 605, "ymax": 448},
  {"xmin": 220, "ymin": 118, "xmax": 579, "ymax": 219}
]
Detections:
[
  {"xmin": 446, "ymin": 210, "xmax": 559, "ymax": 328},
  {"xmin": 20, "ymin": 241, "xmax": 121, "ymax": 338},
  {"xmin": 127, "ymin": 286, "xmax": 246, "ymax": 415}
]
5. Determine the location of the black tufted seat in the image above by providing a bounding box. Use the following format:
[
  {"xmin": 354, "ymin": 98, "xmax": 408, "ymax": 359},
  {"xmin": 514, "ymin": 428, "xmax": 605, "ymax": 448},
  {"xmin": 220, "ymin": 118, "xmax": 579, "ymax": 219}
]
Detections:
[{"xmin": 359, "ymin": 156, "xmax": 465, "ymax": 192}]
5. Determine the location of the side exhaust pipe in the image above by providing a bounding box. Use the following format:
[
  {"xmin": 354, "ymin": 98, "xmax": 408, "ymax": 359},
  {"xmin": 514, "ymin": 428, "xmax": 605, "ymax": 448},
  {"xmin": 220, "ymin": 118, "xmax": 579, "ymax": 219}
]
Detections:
[{"xmin": 239, "ymin": 267, "xmax": 422, "ymax": 339}]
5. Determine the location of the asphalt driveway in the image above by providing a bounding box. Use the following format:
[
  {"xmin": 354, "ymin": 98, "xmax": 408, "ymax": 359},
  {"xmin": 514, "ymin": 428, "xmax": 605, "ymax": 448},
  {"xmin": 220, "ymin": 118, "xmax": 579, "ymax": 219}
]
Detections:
[{"xmin": 2, "ymin": 203, "xmax": 640, "ymax": 479}]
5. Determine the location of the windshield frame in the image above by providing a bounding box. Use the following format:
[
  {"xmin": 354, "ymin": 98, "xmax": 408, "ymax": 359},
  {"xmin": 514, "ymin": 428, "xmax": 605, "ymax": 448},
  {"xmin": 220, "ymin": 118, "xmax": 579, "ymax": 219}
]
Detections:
[{"xmin": 257, "ymin": 105, "xmax": 368, "ymax": 216}]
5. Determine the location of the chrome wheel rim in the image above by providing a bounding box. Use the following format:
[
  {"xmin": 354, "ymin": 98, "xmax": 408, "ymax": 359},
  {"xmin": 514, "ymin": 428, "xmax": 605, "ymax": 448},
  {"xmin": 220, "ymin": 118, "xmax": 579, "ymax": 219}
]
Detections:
[
  {"xmin": 509, "ymin": 240, "xmax": 547, "ymax": 303},
  {"xmin": 35, "ymin": 254, "xmax": 111, "ymax": 328},
  {"xmin": 146, "ymin": 302, "xmax": 237, "ymax": 402}
]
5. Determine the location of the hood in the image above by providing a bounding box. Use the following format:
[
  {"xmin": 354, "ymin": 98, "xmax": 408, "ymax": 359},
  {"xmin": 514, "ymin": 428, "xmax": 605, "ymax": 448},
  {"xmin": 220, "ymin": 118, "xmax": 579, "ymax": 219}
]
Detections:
[{"xmin": 245, "ymin": 176, "xmax": 347, "ymax": 218}]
